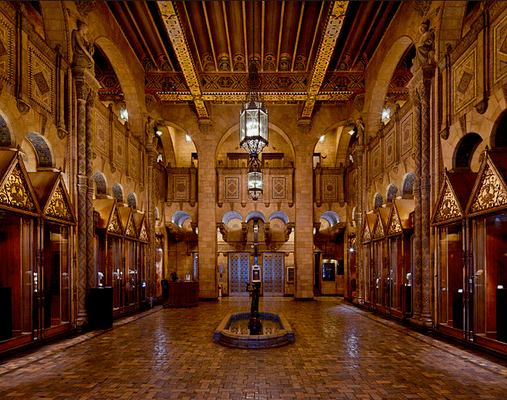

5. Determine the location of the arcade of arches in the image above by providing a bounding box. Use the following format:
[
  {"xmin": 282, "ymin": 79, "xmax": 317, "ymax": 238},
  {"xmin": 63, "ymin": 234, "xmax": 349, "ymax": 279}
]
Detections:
[{"xmin": 1, "ymin": 0, "xmax": 507, "ymax": 359}]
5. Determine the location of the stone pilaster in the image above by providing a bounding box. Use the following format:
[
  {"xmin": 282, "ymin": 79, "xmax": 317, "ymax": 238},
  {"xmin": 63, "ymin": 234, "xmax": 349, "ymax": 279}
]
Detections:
[
  {"xmin": 294, "ymin": 145, "xmax": 314, "ymax": 299},
  {"xmin": 197, "ymin": 134, "xmax": 217, "ymax": 299}
]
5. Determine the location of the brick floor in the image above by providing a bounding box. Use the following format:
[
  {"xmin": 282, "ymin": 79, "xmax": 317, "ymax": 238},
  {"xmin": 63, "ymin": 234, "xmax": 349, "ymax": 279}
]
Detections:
[{"xmin": 1, "ymin": 297, "xmax": 507, "ymax": 399}]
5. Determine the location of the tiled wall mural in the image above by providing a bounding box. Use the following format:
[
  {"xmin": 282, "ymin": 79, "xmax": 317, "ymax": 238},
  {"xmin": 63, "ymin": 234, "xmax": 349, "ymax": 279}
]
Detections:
[
  {"xmin": 225, "ymin": 177, "xmax": 239, "ymax": 200},
  {"xmin": 271, "ymin": 177, "xmax": 286, "ymax": 200},
  {"xmin": 28, "ymin": 45, "xmax": 54, "ymax": 114},
  {"xmin": 322, "ymin": 176, "xmax": 338, "ymax": 201},
  {"xmin": 453, "ymin": 47, "xmax": 477, "ymax": 114},
  {"xmin": 0, "ymin": 15, "xmax": 13, "ymax": 84},
  {"xmin": 493, "ymin": 12, "xmax": 507, "ymax": 83}
]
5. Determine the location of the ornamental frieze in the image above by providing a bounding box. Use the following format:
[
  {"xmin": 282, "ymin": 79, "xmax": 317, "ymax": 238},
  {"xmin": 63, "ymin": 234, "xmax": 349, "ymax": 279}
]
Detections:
[
  {"xmin": 373, "ymin": 215, "xmax": 385, "ymax": 239},
  {"xmin": 139, "ymin": 221, "xmax": 148, "ymax": 242},
  {"xmin": 46, "ymin": 183, "xmax": 73, "ymax": 222},
  {"xmin": 362, "ymin": 224, "xmax": 371, "ymax": 243},
  {"xmin": 0, "ymin": 164, "xmax": 37, "ymax": 213},
  {"xmin": 126, "ymin": 215, "xmax": 137, "ymax": 239},
  {"xmin": 388, "ymin": 209, "xmax": 402, "ymax": 235},
  {"xmin": 434, "ymin": 184, "xmax": 462, "ymax": 223},
  {"xmin": 470, "ymin": 164, "xmax": 507, "ymax": 214},
  {"xmin": 108, "ymin": 208, "xmax": 122, "ymax": 234}
]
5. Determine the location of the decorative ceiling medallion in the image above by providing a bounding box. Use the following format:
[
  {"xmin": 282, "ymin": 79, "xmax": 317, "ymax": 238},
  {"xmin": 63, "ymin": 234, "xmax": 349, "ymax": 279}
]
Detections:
[
  {"xmin": 108, "ymin": 207, "xmax": 122, "ymax": 234},
  {"xmin": 470, "ymin": 163, "xmax": 507, "ymax": 214},
  {"xmin": 46, "ymin": 183, "xmax": 73, "ymax": 222},
  {"xmin": 434, "ymin": 183, "xmax": 462, "ymax": 223},
  {"xmin": 126, "ymin": 215, "xmax": 137, "ymax": 239},
  {"xmin": 388, "ymin": 209, "xmax": 402, "ymax": 235},
  {"xmin": 373, "ymin": 214, "xmax": 385, "ymax": 239},
  {"xmin": 0, "ymin": 164, "xmax": 37, "ymax": 213}
]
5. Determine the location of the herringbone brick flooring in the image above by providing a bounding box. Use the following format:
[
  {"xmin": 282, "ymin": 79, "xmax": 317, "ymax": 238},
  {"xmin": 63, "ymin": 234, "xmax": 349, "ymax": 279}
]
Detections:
[{"xmin": 1, "ymin": 297, "xmax": 507, "ymax": 399}]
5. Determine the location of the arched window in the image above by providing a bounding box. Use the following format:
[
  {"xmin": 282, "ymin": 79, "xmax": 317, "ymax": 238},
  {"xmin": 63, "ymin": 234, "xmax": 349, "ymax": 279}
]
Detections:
[
  {"xmin": 402, "ymin": 172, "xmax": 415, "ymax": 197},
  {"xmin": 454, "ymin": 132, "xmax": 482, "ymax": 169},
  {"xmin": 321, "ymin": 211, "xmax": 339, "ymax": 227},
  {"xmin": 93, "ymin": 172, "xmax": 107, "ymax": 196},
  {"xmin": 386, "ymin": 184, "xmax": 398, "ymax": 203},
  {"xmin": 373, "ymin": 193, "xmax": 383, "ymax": 209},
  {"xmin": 112, "ymin": 183, "xmax": 124, "ymax": 202},
  {"xmin": 222, "ymin": 211, "xmax": 243, "ymax": 226}
]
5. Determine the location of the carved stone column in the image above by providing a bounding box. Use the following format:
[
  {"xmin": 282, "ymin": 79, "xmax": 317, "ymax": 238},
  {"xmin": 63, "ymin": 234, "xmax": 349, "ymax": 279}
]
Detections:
[
  {"xmin": 421, "ymin": 66, "xmax": 435, "ymax": 326},
  {"xmin": 353, "ymin": 145, "xmax": 365, "ymax": 304},
  {"xmin": 86, "ymin": 90, "xmax": 97, "ymax": 295},
  {"xmin": 145, "ymin": 118, "xmax": 157, "ymax": 301},
  {"xmin": 410, "ymin": 85, "xmax": 422, "ymax": 321},
  {"xmin": 73, "ymin": 66, "xmax": 99, "ymax": 326}
]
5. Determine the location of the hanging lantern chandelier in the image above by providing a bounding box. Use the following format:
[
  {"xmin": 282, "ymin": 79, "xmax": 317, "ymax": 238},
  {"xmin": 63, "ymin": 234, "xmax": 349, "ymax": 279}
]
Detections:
[
  {"xmin": 239, "ymin": 63, "xmax": 268, "ymax": 157},
  {"xmin": 247, "ymin": 154, "xmax": 263, "ymax": 201}
]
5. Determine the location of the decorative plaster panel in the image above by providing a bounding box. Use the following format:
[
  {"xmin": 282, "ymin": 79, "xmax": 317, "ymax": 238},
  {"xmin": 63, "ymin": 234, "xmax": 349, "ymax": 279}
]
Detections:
[
  {"xmin": 28, "ymin": 44, "xmax": 54, "ymax": 114},
  {"xmin": 401, "ymin": 112, "xmax": 413, "ymax": 156},
  {"xmin": 0, "ymin": 14, "xmax": 13, "ymax": 84},
  {"xmin": 453, "ymin": 47, "xmax": 476, "ymax": 114},
  {"xmin": 493, "ymin": 12, "xmax": 507, "ymax": 83}
]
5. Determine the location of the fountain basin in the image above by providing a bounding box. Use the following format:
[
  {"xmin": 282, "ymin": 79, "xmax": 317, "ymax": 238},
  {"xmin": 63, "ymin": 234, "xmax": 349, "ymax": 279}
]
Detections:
[{"xmin": 213, "ymin": 312, "xmax": 295, "ymax": 348}]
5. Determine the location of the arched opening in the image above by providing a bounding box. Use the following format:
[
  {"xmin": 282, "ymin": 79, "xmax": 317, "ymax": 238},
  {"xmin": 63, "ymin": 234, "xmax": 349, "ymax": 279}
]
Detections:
[
  {"xmin": 93, "ymin": 172, "xmax": 108, "ymax": 196},
  {"xmin": 373, "ymin": 193, "xmax": 383, "ymax": 210},
  {"xmin": 491, "ymin": 111, "xmax": 507, "ymax": 149},
  {"xmin": 386, "ymin": 184, "xmax": 398, "ymax": 203},
  {"xmin": 112, "ymin": 183, "xmax": 124, "ymax": 202},
  {"xmin": 127, "ymin": 192, "xmax": 137, "ymax": 209},
  {"xmin": 171, "ymin": 211, "xmax": 191, "ymax": 227},
  {"xmin": 0, "ymin": 114, "xmax": 13, "ymax": 147},
  {"xmin": 401, "ymin": 172, "xmax": 415, "ymax": 197},
  {"xmin": 23, "ymin": 133, "xmax": 54, "ymax": 170},
  {"xmin": 454, "ymin": 132, "xmax": 482, "ymax": 169}
]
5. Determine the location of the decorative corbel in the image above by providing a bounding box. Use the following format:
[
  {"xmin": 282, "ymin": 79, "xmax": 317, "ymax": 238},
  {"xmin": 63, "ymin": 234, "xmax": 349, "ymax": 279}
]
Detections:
[
  {"xmin": 241, "ymin": 222, "xmax": 248, "ymax": 242},
  {"xmin": 198, "ymin": 118, "xmax": 213, "ymax": 135},
  {"xmin": 297, "ymin": 118, "xmax": 312, "ymax": 134},
  {"xmin": 285, "ymin": 222, "xmax": 295, "ymax": 241}
]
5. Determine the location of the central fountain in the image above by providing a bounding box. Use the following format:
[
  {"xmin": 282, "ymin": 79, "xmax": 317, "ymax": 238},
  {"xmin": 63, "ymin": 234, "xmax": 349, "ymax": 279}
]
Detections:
[{"xmin": 213, "ymin": 282, "xmax": 295, "ymax": 349}]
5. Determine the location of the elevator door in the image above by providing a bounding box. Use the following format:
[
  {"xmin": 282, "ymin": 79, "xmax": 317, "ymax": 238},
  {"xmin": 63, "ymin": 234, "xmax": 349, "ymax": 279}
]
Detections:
[
  {"xmin": 263, "ymin": 253, "xmax": 284, "ymax": 296},
  {"xmin": 229, "ymin": 253, "xmax": 249, "ymax": 295}
]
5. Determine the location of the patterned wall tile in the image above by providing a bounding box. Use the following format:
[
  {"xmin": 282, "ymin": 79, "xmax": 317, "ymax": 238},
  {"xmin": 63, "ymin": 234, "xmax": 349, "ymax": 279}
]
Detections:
[
  {"xmin": 129, "ymin": 142, "xmax": 139, "ymax": 179},
  {"xmin": 401, "ymin": 112, "xmax": 413, "ymax": 156},
  {"xmin": 385, "ymin": 130, "xmax": 395, "ymax": 167},
  {"xmin": 371, "ymin": 145, "xmax": 381, "ymax": 178},
  {"xmin": 173, "ymin": 175, "xmax": 189, "ymax": 200},
  {"xmin": 453, "ymin": 47, "xmax": 476, "ymax": 114},
  {"xmin": 272, "ymin": 177, "xmax": 286, "ymax": 200},
  {"xmin": 28, "ymin": 44, "xmax": 54, "ymax": 114},
  {"xmin": 494, "ymin": 12, "xmax": 507, "ymax": 83},
  {"xmin": 0, "ymin": 113, "xmax": 11, "ymax": 146},
  {"xmin": 322, "ymin": 176, "xmax": 338, "ymax": 201},
  {"xmin": 0, "ymin": 15, "xmax": 13, "ymax": 84},
  {"xmin": 26, "ymin": 132, "xmax": 52, "ymax": 168},
  {"xmin": 114, "ymin": 129, "xmax": 125, "ymax": 169},
  {"xmin": 95, "ymin": 112, "xmax": 109, "ymax": 156},
  {"xmin": 225, "ymin": 177, "xmax": 239, "ymax": 200}
]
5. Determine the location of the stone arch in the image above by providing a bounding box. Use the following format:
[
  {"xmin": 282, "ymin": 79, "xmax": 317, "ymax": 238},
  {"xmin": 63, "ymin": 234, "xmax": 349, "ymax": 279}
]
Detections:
[
  {"xmin": 320, "ymin": 211, "xmax": 339, "ymax": 227},
  {"xmin": 127, "ymin": 192, "xmax": 137, "ymax": 208},
  {"xmin": 222, "ymin": 211, "xmax": 243, "ymax": 226},
  {"xmin": 365, "ymin": 36, "xmax": 413, "ymax": 137},
  {"xmin": 94, "ymin": 35, "xmax": 144, "ymax": 136},
  {"xmin": 386, "ymin": 183, "xmax": 398, "ymax": 203},
  {"xmin": 401, "ymin": 172, "xmax": 415, "ymax": 197},
  {"xmin": 0, "ymin": 113, "xmax": 13, "ymax": 147},
  {"xmin": 373, "ymin": 193, "xmax": 383, "ymax": 210},
  {"xmin": 93, "ymin": 172, "xmax": 107, "ymax": 196},
  {"xmin": 24, "ymin": 133, "xmax": 54, "ymax": 168},
  {"xmin": 269, "ymin": 211, "xmax": 289, "ymax": 225},
  {"xmin": 39, "ymin": 1, "xmax": 69, "ymax": 58},
  {"xmin": 454, "ymin": 132, "xmax": 482, "ymax": 169},
  {"xmin": 216, "ymin": 122, "xmax": 295, "ymax": 165},
  {"xmin": 112, "ymin": 183, "xmax": 124, "ymax": 202},
  {"xmin": 491, "ymin": 110, "xmax": 507, "ymax": 149},
  {"xmin": 245, "ymin": 211, "xmax": 266, "ymax": 223},
  {"xmin": 172, "ymin": 211, "xmax": 191, "ymax": 227}
]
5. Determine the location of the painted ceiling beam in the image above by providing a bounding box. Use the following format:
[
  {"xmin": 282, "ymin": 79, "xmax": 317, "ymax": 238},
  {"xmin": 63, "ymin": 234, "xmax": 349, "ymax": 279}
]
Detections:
[
  {"xmin": 157, "ymin": 1, "xmax": 210, "ymax": 119},
  {"xmin": 300, "ymin": 1, "xmax": 348, "ymax": 120}
]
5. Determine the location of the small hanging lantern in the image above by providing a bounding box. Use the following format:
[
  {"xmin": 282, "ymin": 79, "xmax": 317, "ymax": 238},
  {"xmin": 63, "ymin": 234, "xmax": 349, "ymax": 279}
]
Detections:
[{"xmin": 247, "ymin": 155, "xmax": 263, "ymax": 201}]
